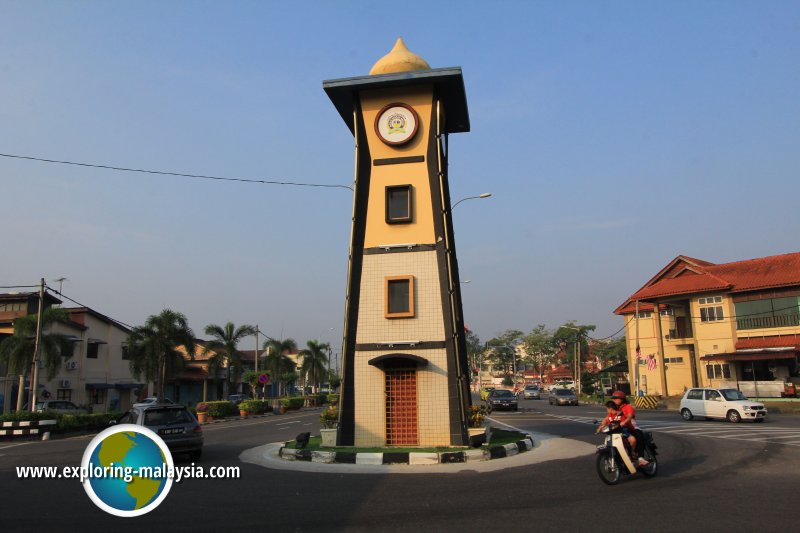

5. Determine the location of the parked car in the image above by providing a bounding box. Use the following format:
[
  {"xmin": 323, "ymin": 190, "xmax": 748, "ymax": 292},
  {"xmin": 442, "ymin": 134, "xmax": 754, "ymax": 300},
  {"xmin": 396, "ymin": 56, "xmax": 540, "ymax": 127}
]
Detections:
[
  {"xmin": 479, "ymin": 387, "xmax": 496, "ymax": 401},
  {"xmin": 485, "ymin": 389, "xmax": 518, "ymax": 411},
  {"xmin": 549, "ymin": 388, "xmax": 578, "ymax": 406},
  {"xmin": 133, "ymin": 397, "xmax": 175, "ymax": 408},
  {"xmin": 679, "ymin": 388, "xmax": 767, "ymax": 423},
  {"xmin": 522, "ymin": 385, "xmax": 541, "ymax": 400},
  {"xmin": 114, "ymin": 405, "xmax": 203, "ymax": 460},
  {"xmin": 228, "ymin": 394, "xmax": 251, "ymax": 405},
  {"xmin": 549, "ymin": 380, "xmax": 576, "ymax": 392},
  {"xmin": 30, "ymin": 400, "xmax": 87, "ymax": 414}
]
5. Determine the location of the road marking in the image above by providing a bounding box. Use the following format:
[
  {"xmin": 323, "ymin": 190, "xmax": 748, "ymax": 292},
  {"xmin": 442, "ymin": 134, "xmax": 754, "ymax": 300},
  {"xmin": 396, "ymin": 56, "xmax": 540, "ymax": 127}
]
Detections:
[
  {"xmin": 0, "ymin": 442, "xmax": 34, "ymax": 451},
  {"xmin": 202, "ymin": 413, "xmax": 317, "ymax": 432},
  {"xmin": 276, "ymin": 421, "xmax": 302, "ymax": 426},
  {"xmin": 487, "ymin": 417, "xmax": 533, "ymax": 434}
]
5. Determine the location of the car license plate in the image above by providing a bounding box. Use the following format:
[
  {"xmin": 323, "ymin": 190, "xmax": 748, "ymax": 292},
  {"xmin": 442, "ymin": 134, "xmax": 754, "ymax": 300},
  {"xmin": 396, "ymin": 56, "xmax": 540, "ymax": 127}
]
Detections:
[
  {"xmin": 501, "ymin": 402, "xmax": 510, "ymax": 406},
  {"xmin": 159, "ymin": 427, "xmax": 184, "ymax": 435}
]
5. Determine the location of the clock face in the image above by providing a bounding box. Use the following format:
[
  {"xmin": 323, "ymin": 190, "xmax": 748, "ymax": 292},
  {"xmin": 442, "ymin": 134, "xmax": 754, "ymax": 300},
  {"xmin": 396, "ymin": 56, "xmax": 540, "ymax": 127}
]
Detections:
[{"xmin": 375, "ymin": 103, "xmax": 419, "ymax": 146}]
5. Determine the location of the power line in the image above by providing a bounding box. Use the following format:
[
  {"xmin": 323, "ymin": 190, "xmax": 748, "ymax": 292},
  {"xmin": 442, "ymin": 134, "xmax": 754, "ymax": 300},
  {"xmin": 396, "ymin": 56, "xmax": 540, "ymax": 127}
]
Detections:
[
  {"xmin": 0, "ymin": 152, "xmax": 354, "ymax": 191},
  {"xmin": 45, "ymin": 287, "xmax": 135, "ymax": 330}
]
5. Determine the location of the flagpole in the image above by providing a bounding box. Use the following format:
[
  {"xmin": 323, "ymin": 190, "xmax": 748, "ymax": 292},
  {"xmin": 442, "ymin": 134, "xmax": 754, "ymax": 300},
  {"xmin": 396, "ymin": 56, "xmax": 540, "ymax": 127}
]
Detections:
[{"xmin": 634, "ymin": 300, "xmax": 640, "ymax": 396}]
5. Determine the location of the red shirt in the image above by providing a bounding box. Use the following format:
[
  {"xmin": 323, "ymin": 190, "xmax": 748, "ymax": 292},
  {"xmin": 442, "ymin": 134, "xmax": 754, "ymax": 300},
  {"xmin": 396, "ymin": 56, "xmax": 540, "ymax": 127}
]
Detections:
[{"xmin": 619, "ymin": 403, "xmax": 638, "ymax": 430}]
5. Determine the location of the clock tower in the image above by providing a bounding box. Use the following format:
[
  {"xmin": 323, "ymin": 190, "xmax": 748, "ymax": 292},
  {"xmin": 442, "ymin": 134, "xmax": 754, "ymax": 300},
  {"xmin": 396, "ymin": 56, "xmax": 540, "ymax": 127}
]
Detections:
[{"xmin": 324, "ymin": 39, "xmax": 472, "ymax": 447}]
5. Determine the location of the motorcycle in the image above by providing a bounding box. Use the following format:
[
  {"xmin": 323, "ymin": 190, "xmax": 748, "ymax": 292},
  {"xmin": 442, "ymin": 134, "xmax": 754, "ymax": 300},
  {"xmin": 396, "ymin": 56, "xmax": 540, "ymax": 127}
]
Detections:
[{"xmin": 594, "ymin": 422, "xmax": 658, "ymax": 485}]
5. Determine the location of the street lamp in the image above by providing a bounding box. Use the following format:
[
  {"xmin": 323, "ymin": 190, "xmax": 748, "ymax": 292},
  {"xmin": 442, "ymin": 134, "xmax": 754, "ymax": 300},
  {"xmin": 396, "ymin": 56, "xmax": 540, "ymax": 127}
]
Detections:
[
  {"xmin": 562, "ymin": 326, "xmax": 581, "ymax": 396},
  {"xmin": 452, "ymin": 192, "xmax": 492, "ymax": 210}
]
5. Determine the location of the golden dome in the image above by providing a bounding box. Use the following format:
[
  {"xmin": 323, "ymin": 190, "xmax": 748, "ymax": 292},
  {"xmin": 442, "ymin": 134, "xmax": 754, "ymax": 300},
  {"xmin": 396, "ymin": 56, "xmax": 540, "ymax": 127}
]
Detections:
[{"xmin": 369, "ymin": 38, "xmax": 431, "ymax": 75}]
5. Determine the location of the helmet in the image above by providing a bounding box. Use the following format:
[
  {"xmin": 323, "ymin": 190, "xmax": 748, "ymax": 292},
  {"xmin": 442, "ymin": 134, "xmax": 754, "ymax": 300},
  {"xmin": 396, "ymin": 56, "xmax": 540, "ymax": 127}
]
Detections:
[{"xmin": 611, "ymin": 391, "xmax": 627, "ymax": 399}]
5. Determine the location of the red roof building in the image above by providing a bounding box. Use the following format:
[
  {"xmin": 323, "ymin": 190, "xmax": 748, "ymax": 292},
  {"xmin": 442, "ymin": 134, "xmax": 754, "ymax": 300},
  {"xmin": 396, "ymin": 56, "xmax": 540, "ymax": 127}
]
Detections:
[{"xmin": 614, "ymin": 252, "xmax": 800, "ymax": 398}]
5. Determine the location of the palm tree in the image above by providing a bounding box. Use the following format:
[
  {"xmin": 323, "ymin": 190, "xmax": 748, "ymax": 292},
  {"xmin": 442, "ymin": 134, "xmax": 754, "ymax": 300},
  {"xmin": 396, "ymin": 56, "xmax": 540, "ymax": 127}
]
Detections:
[
  {"xmin": 126, "ymin": 309, "xmax": 195, "ymax": 403},
  {"xmin": 0, "ymin": 308, "xmax": 74, "ymax": 410},
  {"xmin": 262, "ymin": 338, "xmax": 297, "ymax": 396},
  {"xmin": 300, "ymin": 340, "xmax": 329, "ymax": 393},
  {"xmin": 203, "ymin": 322, "xmax": 256, "ymax": 398}
]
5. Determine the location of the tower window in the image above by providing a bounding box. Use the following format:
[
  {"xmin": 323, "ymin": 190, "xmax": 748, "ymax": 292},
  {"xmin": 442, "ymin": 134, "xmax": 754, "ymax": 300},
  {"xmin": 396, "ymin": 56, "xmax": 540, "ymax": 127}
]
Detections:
[
  {"xmin": 386, "ymin": 185, "xmax": 412, "ymax": 224},
  {"xmin": 385, "ymin": 275, "xmax": 415, "ymax": 318}
]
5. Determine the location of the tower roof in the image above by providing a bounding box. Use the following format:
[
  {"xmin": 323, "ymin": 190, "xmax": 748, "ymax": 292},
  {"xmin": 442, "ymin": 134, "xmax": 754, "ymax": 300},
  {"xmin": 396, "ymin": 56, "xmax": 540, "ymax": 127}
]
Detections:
[{"xmin": 369, "ymin": 38, "xmax": 431, "ymax": 75}]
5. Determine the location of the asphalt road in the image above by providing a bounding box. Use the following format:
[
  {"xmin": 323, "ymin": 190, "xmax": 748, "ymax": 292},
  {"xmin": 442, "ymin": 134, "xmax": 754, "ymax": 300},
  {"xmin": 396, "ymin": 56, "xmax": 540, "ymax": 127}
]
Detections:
[{"xmin": 1, "ymin": 398, "xmax": 798, "ymax": 532}]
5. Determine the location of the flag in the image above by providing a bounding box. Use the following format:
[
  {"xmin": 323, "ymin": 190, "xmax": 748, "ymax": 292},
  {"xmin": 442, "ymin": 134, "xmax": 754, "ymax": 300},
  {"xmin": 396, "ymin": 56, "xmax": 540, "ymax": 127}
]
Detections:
[
  {"xmin": 646, "ymin": 354, "xmax": 657, "ymax": 371},
  {"xmin": 635, "ymin": 345, "xmax": 641, "ymax": 363}
]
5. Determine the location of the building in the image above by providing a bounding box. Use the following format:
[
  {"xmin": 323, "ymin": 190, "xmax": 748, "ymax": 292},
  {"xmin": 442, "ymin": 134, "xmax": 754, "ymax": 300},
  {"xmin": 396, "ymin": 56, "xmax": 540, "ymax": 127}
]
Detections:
[
  {"xmin": 324, "ymin": 39, "xmax": 472, "ymax": 447},
  {"xmin": 0, "ymin": 292, "xmax": 146, "ymax": 413},
  {"xmin": 614, "ymin": 253, "xmax": 800, "ymax": 397}
]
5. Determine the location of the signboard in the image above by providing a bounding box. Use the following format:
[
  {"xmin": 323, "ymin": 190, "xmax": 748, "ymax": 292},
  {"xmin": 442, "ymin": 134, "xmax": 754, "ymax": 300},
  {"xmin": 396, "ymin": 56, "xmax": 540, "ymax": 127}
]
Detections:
[{"xmin": 258, "ymin": 373, "xmax": 270, "ymax": 385}]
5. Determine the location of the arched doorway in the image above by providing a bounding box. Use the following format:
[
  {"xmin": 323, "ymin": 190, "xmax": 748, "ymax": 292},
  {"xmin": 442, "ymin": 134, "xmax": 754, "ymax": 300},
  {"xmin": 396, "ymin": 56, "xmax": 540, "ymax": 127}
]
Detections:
[{"xmin": 369, "ymin": 354, "xmax": 427, "ymax": 446}]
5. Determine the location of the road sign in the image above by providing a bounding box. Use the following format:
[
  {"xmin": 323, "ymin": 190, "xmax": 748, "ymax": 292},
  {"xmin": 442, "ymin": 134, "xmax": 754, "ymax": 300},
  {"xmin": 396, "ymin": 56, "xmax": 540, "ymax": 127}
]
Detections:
[{"xmin": 258, "ymin": 373, "xmax": 270, "ymax": 385}]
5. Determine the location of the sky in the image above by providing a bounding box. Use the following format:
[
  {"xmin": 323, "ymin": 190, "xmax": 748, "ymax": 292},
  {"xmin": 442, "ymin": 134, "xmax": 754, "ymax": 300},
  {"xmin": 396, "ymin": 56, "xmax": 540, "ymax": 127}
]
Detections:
[{"xmin": 2, "ymin": 1, "xmax": 799, "ymax": 354}]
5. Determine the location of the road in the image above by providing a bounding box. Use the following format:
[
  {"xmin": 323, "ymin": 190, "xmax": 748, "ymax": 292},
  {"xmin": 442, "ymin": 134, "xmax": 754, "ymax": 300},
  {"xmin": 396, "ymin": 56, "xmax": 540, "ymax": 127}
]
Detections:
[{"xmin": 1, "ymin": 398, "xmax": 798, "ymax": 532}]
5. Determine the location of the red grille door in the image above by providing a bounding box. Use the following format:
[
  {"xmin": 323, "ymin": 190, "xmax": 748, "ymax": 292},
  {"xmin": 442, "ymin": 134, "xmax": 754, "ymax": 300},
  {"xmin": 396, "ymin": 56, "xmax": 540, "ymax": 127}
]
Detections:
[{"xmin": 385, "ymin": 366, "xmax": 418, "ymax": 446}]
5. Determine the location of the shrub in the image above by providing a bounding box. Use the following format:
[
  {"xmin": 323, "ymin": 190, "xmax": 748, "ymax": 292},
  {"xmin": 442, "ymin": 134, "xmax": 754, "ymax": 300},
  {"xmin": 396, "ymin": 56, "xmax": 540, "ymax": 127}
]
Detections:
[
  {"xmin": 502, "ymin": 377, "xmax": 514, "ymax": 387},
  {"xmin": 320, "ymin": 405, "xmax": 338, "ymax": 429},
  {"xmin": 279, "ymin": 397, "xmax": 304, "ymax": 410},
  {"xmin": 328, "ymin": 393, "xmax": 340, "ymax": 405},
  {"xmin": 239, "ymin": 400, "xmax": 272, "ymax": 414},
  {"xmin": 203, "ymin": 401, "xmax": 237, "ymax": 418},
  {"xmin": 57, "ymin": 413, "xmax": 120, "ymax": 432},
  {"xmin": 0, "ymin": 410, "xmax": 58, "ymax": 423},
  {"xmin": 196, "ymin": 402, "xmax": 209, "ymax": 413}
]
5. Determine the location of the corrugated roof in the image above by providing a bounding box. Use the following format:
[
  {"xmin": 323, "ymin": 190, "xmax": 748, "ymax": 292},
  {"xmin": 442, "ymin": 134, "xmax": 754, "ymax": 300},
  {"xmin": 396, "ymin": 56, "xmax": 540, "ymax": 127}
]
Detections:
[{"xmin": 736, "ymin": 335, "xmax": 800, "ymax": 350}]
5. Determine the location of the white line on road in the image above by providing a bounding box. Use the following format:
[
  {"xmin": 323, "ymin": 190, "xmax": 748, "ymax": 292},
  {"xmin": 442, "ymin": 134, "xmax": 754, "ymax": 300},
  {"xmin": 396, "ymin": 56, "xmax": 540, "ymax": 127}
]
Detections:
[
  {"xmin": 202, "ymin": 413, "xmax": 317, "ymax": 432},
  {"xmin": 0, "ymin": 442, "xmax": 34, "ymax": 451},
  {"xmin": 487, "ymin": 417, "xmax": 533, "ymax": 434},
  {"xmin": 276, "ymin": 420, "xmax": 302, "ymax": 426}
]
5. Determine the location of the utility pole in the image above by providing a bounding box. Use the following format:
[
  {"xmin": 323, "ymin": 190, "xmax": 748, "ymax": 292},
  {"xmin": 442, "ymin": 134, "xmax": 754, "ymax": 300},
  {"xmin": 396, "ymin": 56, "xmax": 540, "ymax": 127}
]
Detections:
[
  {"xmin": 255, "ymin": 326, "xmax": 259, "ymax": 374},
  {"xmin": 634, "ymin": 300, "xmax": 640, "ymax": 396},
  {"xmin": 28, "ymin": 278, "xmax": 46, "ymax": 412}
]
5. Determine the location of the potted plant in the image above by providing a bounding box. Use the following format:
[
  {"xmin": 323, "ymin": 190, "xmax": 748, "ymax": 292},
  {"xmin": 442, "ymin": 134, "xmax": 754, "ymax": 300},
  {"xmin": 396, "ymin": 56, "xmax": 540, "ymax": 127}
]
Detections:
[
  {"xmin": 319, "ymin": 405, "xmax": 339, "ymax": 447},
  {"xmin": 467, "ymin": 405, "xmax": 489, "ymax": 442},
  {"xmin": 196, "ymin": 402, "xmax": 209, "ymax": 424}
]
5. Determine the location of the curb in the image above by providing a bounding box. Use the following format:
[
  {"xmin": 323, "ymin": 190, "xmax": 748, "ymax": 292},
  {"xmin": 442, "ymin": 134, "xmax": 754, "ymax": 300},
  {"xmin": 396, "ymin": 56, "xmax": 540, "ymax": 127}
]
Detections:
[
  {"xmin": 278, "ymin": 435, "xmax": 535, "ymax": 465},
  {"xmin": 201, "ymin": 406, "xmax": 324, "ymax": 426}
]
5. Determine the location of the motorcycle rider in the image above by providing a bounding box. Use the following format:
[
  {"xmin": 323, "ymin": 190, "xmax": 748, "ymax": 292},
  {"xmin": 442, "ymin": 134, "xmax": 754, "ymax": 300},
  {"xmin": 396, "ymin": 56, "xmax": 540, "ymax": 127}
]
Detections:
[
  {"xmin": 611, "ymin": 390, "xmax": 648, "ymax": 466},
  {"xmin": 595, "ymin": 401, "xmax": 623, "ymax": 434}
]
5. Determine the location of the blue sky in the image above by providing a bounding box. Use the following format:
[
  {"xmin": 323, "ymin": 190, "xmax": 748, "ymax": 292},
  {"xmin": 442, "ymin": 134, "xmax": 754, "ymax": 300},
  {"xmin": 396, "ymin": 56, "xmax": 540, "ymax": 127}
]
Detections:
[{"xmin": 2, "ymin": 1, "xmax": 799, "ymax": 352}]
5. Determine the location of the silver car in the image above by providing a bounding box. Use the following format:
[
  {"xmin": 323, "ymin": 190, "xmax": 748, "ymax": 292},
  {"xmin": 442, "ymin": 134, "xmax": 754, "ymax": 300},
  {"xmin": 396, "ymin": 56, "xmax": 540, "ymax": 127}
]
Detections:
[
  {"xmin": 31, "ymin": 400, "xmax": 88, "ymax": 414},
  {"xmin": 522, "ymin": 385, "xmax": 541, "ymax": 400},
  {"xmin": 115, "ymin": 405, "xmax": 203, "ymax": 461},
  {"xmin": 549, "ymin": 388, "xmax": 578, "ymax": 406}
]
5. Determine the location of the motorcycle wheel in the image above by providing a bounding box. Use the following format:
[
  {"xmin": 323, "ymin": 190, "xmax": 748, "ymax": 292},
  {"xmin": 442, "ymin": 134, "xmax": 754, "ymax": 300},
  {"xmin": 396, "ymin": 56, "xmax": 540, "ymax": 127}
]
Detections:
[
  {"xmin": 641, "ymin": 447, "xmax": 658, "ymax": 478},
  {"xmin": 596, "ymin": 454, "xmax": 621, "ymax": 485}
]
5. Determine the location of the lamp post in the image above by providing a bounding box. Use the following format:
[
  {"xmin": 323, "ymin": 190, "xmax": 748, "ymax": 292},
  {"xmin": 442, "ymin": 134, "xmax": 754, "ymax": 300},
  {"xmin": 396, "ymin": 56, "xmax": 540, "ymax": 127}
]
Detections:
[
  {"xmin": 452, "ymin": 192, "xmax": 492, "ymax": 210},
  {"xmin": 562, "ymin": 326, "xmax": 581, "ymax": 397}
]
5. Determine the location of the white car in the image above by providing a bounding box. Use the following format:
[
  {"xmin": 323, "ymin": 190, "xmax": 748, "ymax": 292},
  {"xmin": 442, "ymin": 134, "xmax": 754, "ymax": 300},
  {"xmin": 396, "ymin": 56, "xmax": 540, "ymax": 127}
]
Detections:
[
  {"xmin": 679, "ymin": 388, "xmax": 767, "ymax": 423},
  {"xmin": 133, "ymin": 397, "xmax": 175, "ymax": 408}
]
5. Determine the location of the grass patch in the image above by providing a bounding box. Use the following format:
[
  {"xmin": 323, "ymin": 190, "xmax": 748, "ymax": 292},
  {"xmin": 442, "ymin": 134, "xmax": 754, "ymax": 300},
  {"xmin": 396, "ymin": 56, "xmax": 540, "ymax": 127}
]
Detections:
[
  {"xmin": 283, "ymin": 427, "xmax": 529, "ymax": 452},
  {"xmin": 486, "ymin": 428, "xmax": 529, "ymax": 446}
]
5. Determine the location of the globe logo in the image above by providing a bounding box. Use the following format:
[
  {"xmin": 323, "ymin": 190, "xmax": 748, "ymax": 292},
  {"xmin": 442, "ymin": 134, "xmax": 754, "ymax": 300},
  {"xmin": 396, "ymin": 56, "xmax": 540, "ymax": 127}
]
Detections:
[{"xmin": 81, "ymin": 424, "xmax": 174, "ymax": 517}]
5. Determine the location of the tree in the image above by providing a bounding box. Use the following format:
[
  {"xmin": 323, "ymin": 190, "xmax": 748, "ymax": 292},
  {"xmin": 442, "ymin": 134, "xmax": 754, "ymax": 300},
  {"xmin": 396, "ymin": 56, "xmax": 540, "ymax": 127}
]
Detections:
[
  {"xmin": 593, "ymin": 336, "xmax": 627, "ymax": 366},
  {"xmin": 262, "ymin": 338, "xmax": 297, "ymax": 396},
  {"xmin": 241, "ymin": 370, "xmax": 261, "ymax": 399},
  {"xmin": 465, "ymin": 330, "xmax": 482, "ymax": 377},
  {"xmin": 485, "ymin": 329, "xmax": 523, "ymax": 376},
  {"xmin": 203, "ymin": 322, "xmax": 256, "ymax": 398},
  {"xmin": 299, "ymin": 340, "xmax": 329, "ymax": 394},
  {"xmin": 553, "ymin": 322, "xmax": 596, "ymax": 368},
  {"xmin": 0, "ymin": 308, "xmax": 74, "ymax": 410},
  {"xmin": 522, "ymin": 324, "xmax": 554, "ymax": 377},
  {"xmin": 126, "ymin": 309, "xmax": 195, "ymax": 403}
]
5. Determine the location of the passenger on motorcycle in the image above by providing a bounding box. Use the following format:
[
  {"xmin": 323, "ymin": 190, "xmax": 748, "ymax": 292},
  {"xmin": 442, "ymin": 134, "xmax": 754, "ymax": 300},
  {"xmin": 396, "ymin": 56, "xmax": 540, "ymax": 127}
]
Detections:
[
  {"xmin": 611, "ymin": 391, "xmax": 648, "ymax": 466},
  {"xmin": 595, "ymin": 401, "xmax": 625, "ymax": 435}
]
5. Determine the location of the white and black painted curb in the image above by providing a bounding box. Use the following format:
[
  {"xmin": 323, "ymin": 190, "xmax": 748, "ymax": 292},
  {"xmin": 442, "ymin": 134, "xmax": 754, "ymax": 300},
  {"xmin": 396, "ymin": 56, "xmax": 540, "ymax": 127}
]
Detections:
[
  {"xmin": 279, "ymin": 435, "xmax": 535, "ymax": 465},
  {"xmin": 0, "ymin": 419, "xmax": 57, "ymax": 439}
]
